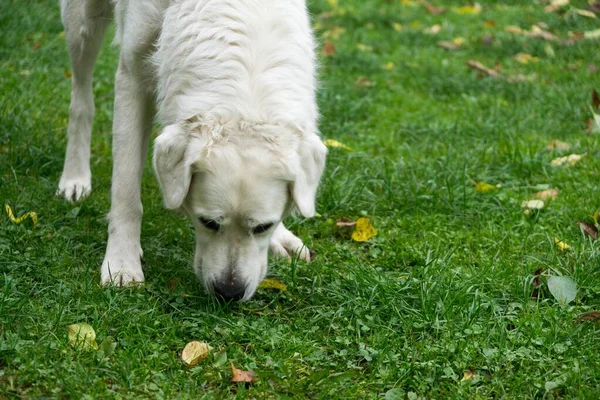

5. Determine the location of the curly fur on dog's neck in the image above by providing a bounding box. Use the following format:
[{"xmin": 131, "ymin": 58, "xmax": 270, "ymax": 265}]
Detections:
[{"xmin": 153, "ymin": 0, "xmax": 318, "ymax": 134}]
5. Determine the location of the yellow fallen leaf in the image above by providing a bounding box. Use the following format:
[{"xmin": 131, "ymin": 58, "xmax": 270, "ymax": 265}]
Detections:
[
  {"xmin": 554, "ymin": 237, "xmax": 570, "ymax": 251},
  {"xmin": 352, "ymin": 217, "xmax": 377, "ymax": 242},
  {"xmin": 384, "ymin": 62, "xmax": 395, "ymax": 71},
  {"xmin": 546, "ymin": 140, "xmax": 571, "ymax": 151},
  {"xmin": 455, "ymin": 3, "xmax": 482, "ymax": 15},
  {"xmin": 514, "ymin": 52, "xmax": 539, "ymax": 64},
  {"xmin": 521, "ymin": 199, "xmax": 545, "ymax": 210},
  {"xmin": 461, "ymin": 370, "xmax": 477, "ymax": 382},
  {"xmin": 231, "ymin": 361, "xmax": 258, "ymax": 383},
  {"xmin": 356, "ymin": 43, "xmax": 373, "ymax": 52},
  {"xmin": 584, "ymin": 28, "xmax": 600, "ymax": 39},
  {"xmin": 550, "ymin": 153, "xmax": 586, "ymax": 167},
  {"xmin": 324, "ymin": 138, "xmax": 353, "ymax": 151},
  {"xmin": 5, "ymin": 205, "xmax": 38, "ymax": 228},
  {"xmin": 181, "ymin": 341, "xmax": 213, "ymax": 367},
  {"xmin": 393, "ymin": 23, "xmax": 403, "ymax": 32},
  {"xmin": 68, "ymin": 323, "xmax": 98, "ymax": 351},
  {"xmin": 535, "ymin": 188, "xmax": 559, "ymax": 200},
  {"xmin": 258, "ymin": 278, "xmax": 288, "ymax": 291},
  {"xmin": 424, "ymin": 24, "xmax": 441, "ymax": 35},
  {"xmin": 453, "ymin": 37, "xmax": 466, "ymax": 46},
  {"xmin": 573, "ymin": 9, "xmax": 596, "ymax": 18},
  {"xmin": 474, "ymin": 181, "xmax": 500, "ymax": 193}
]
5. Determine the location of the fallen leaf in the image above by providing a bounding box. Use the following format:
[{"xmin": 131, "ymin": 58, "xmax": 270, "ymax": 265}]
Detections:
[
  {"xmin": 514, "ymin": 52, "xmax": 539, "ymax": 64},
  {"xmin": 68, "ymin": 323, "xmax": 98, "ymax": 351},
  {"xmin": 323, "ymin": 138, "xmax": 353, "ymax": 151},
  {"xmin": 393, "ymin": 23, "xmax": 403, "ymax": 32},
  {"xmin": 5, "ymin": 204, "xmax": 38, "ymax": 228},
  {"xmin": 355, "ymin": 76, "xmax": 372, "ymax": 88},
  {"xmin": 181, "ymin": 341, "xmax": 213, "ymax": 367},
  {"xmin": 474, "ymin": 181, "xmax": 500, "ymax": 193},
  {"xmin": 322, "ymin": 42, "xmax": 336, "ymax": 57},
  {"xmin": 231, "ymin": 361, "xmax": 258, "ymax": 383},
  {"xmin": 535, "ymin": 189, "xmax": 559, "ymax": 200},
  {"xmin": 258, "ymin": 278, "xmax": 288, "ymax": 291},
  {"xmin": 577, "ymin": 311, "xmax": 600, "ymax": 322},
  {"xmin": 532, "ymin": 267, "xmax": 544, "ymax": 298},
  {"xmin": 505, "ymin": 25, "xmax": 558, "ymax": 41},
  {"xmin": 584, "ymin": 28, "xmax": 600, "ymax": 39},
  {"xmin": 521, "ymin": 199, "xmax": 545, "ymax": 210},
  {"xmin": 546, "ymin": 139, "xmax": 571, "ymax": 151},
  {"xmin": 455, "ymin": 3, "xmax": 482, "ymax": 15},
  {"xmin": 550, "ymin": 153, "xmax": 585, "ymax": 167},
  {"xmin": 64, "ymin": 69, "xmax": 72, "ymax": 79},
  {"xmin": 424, "ymin": 24, "xmax": 441, "ymax": 35},
  {"xmin": 336, "ymin": 219, "xmax": 357, "ymax": 227},
  {"xmin": 356, "ymin": 43, "xmax": 373, "ymax": 52},
  {"xmin": 466, "ymin": 60, "xmax": 500, "ymax": 77},
  {"xmin": 578, "ymin": 221, "xmax": 598, "ymax": 240},
  {"xmin": 483, "ymin": 20, "xmax": 496, "ymax": 28},
  {"xmin": 594, "ymin": 209, "xmax": 600, "ymax": 225},
  {"xmin": 554, "ymin": 237, "xmax": 570, "ymax": 251},
  {"xmin": 573, "ymin": 8, "xmax": 597, "ymax": 18},
  {"xmin": 545, "ymin": 0, "xmax": 569, "ymax": 13},
  {"xmin": 424, "ymin": 3, "xmax": 446, "ymax": 15},
  {"xmin": 461, "ymin": 370, "xmax": 476, "ymax": 382},
  {"xmin": 383, "ymin": 62, "xmax": 395, "ymax": 71},
  {"xmin": 322, "ymin": 26, "xmax": 346, "ymax": 40},
  {"xmin": 33, "ymin": 42, "xmax": 42, "ymax": 50},
  {"xmin": 351, "ymin": 217, "xmax": 377, "ymax": 242},
  {"xmin": 437, "ymin": 40, "xmax": 462, "ymax": 50},
  {"xmin": 547, "ymin": 276, "xmax": 577, "ymax": 305}
]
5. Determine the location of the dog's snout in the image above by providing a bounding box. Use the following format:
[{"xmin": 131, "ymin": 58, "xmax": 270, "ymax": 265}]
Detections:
[{"xmin": 213, "ymin": 279, "xmax": 246, "ymax": 302}]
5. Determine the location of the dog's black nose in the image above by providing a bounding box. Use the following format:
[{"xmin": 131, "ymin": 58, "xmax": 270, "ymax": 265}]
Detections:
[{"xmin": 213, "ymin": 280, "xmax": 246, "ymax": 302}]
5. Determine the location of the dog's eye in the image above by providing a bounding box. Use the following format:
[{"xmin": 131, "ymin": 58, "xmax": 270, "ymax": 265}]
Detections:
[
  {"xmin": 199, "ymin": 217, "xmax": 220, "ymax": 232},
  {"xmin": 252, "ymin": 223, "xmax": 274, "ymax": 235}
]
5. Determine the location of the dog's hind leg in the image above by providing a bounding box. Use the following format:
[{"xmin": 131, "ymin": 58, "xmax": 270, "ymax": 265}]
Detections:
[{"xmin": 57, "ymin": 0, "xmax": 112, "ymax": 202}]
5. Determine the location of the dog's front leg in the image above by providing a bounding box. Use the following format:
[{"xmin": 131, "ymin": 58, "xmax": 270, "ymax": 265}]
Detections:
[
  {"xmin": 269, "ymin": 223, "xmax": 311, "ymax": 262},
  {"xmin": 101, "ymin": 63, "xmax": 153, "ymax": 286}
]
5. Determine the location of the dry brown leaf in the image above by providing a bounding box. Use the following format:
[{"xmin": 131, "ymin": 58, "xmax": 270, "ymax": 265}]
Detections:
[
  {"xmin": 545, "ymin": 0, "xmax": 569, "ymax": 13},
  {"xmin": 484, "ymin": 20, "xmax": 496, "ymax": 28},
  {"xmin": 546, "ymin": 139, "xmax": 571, "ymax": 151},
  {"xmin": 578, "ymin": 221, "xmax": 598, "ymax": 240},
  {"xmin": 355, "ymin": 76, "xmax": 372, "ymax": 88},
  {"xmin": 466, "ymin": 60, "xmax": 501, "ymax": 77},
  {"xmin": 322, "ymin": 42, "xmax": 336, "ymax": 57},
  {"xmin": 577, "ymin": 311, "xmax": 600, "ymax": 322},
  {"xmin": 593, "ymin": 90, "xmax": 600, "ymax": 110},
  {"xmin": 424, "ymin": 3, "xmax": 446, "ymax": 15},
  {"xmin": 574, "ymin": 8, "xmax": 597, "ymax": 18},
  {"xmin": 33, "ymin": 42, "xmax": 42, "ymax": 50},
  {"xmin": 437, "ymin": 40, "xmax": 461, "ymax": 50},
  {"xmin": 230, "ymin": 361, "xmax": 258, "ymax": 383},
  {"xmin": 336, "ymin": 219, "xmax": 357, "ymax": 227},
  {"xmin": 535, "ymin": 189, "xmax": 559, "ymax": 200}
]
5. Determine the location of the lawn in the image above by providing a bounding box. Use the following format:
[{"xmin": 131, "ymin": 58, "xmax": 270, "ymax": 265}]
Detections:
[{"xmin": 2, "ymin": 0, "xmax": 600, "ymax": 398}]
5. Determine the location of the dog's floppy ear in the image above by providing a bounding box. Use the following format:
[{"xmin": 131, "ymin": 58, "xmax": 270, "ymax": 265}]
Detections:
[
  {"xmin": 153, "ymin": 123, "xmax": 193, "ymax": 209},
  {"xmin": 292, "ymin": 133, "xmax": 328, "ymax": 217}
]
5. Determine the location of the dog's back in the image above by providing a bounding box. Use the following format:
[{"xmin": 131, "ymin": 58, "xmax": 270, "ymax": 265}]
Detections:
[{"xmin": 152, "ymin": 0, "xmax": 318, "ymax": 130}]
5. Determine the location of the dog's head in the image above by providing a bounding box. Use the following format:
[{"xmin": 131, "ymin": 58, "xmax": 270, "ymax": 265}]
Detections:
[{"xmin": 153, "ymin": 119, "xmax": 327, "ymax": 301}]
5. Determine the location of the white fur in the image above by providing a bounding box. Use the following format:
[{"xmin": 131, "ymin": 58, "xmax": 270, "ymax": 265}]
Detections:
[{"xmin": 58, "ymin": 0, "xmax": 327, "ymax": 300}]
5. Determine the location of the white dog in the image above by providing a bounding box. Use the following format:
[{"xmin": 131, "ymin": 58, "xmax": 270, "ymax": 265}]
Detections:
[{"xmin": 57, "ymin": 0, "xmax": 327, "ymax": 301}]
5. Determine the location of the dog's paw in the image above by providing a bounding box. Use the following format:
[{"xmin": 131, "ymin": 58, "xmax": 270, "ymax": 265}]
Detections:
[
  {"xmin": 269, "ymin": 223, "xmax": 311, "ymax": 262},
  {"xmin": 101, "ymin": 257, "xmax": 145, "ymax": 286},
  {"xmin": 57, "ymin": 174, "xmax": 91, "ymax": 202}
]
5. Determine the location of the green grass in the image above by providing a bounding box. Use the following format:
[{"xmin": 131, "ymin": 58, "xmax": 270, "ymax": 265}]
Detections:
[{"xmin": 2, "ymin": 0, "xmax": 600, "ymax": 398}]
